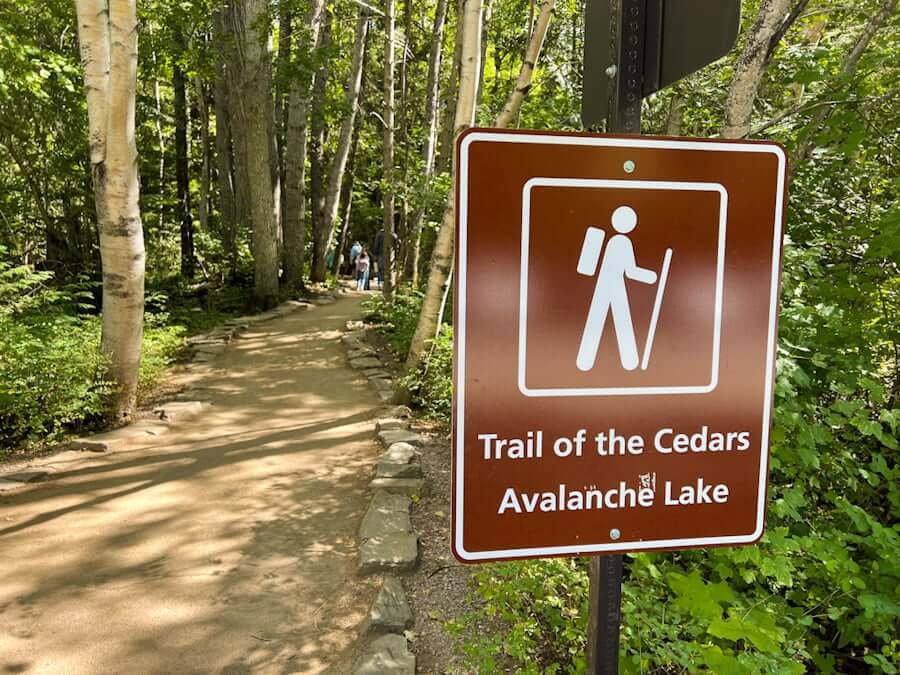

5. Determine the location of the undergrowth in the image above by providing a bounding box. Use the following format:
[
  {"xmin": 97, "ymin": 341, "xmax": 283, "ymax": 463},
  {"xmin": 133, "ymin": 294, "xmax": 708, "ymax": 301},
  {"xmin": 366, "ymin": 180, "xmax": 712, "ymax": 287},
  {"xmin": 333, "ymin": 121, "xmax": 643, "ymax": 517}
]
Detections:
[
  {"xmin": 0, "ymin": 255, "xmax": 245, "ymax": 454},
  {"xmin": 370, "ymin": 274, "xmax": 900, "ymax": 673}
]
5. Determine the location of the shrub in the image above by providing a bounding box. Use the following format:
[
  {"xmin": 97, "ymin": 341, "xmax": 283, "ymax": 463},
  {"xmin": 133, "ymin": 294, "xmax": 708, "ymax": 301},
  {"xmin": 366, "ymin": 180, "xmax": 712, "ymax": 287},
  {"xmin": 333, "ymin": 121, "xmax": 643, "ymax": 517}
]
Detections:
[
  {"xmin": 404, "ymin": 327, "xmax": 453, "ymax": 420},
  {"xmin": 0, "ymin": 313, "xmax": 110, "ymax": 448},
  {"xmin": 362, "ymin": 287, "xmax": 425, "ymax": 356},
  {"xmin": 447, "ymin": 558, "xmax": 590, "ymax": 674}
]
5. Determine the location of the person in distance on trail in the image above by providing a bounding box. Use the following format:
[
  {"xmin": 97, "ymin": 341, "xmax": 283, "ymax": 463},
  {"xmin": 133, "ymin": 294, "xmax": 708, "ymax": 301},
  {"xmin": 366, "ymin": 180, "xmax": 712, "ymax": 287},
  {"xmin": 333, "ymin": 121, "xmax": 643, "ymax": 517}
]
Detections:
[
  {"xmin": 356, "ymin": 248, "xmax": 371, "ymax": 292},
  {"xmin": 349, "ymin": 240, "xmax": 362, "ymax": 270}
]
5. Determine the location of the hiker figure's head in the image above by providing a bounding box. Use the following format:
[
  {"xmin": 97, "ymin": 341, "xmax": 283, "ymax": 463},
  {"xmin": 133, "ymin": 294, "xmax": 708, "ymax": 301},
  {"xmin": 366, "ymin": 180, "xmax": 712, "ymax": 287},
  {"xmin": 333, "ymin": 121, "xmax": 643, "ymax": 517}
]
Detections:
[{"xmin": 612, "ymin": 206, "xmax": 637, "ymax": 234}]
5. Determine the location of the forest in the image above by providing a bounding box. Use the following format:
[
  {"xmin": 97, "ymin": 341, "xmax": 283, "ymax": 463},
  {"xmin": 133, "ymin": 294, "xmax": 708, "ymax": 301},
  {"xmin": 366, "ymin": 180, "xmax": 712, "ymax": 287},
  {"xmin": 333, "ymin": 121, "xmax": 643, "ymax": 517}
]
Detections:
[{"xmin": 1, "ymin": 0, "xmax": 898, "ymax": 671}]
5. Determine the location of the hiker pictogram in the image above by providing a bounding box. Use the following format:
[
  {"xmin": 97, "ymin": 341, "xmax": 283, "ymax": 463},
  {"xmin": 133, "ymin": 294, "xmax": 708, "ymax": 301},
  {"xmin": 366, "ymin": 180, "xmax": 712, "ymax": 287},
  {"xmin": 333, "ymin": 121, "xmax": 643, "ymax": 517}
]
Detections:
[{"xmin": 575, "ymin": 206, "xmax": 673, "ymax": 372}]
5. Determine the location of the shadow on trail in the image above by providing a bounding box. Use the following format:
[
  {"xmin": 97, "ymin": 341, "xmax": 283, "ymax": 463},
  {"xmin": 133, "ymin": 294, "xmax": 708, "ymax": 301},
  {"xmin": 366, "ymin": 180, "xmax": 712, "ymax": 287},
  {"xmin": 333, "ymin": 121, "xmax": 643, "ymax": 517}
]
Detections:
[
  {"xmin": 0, "ymin": 410, "xmax": 373, "ymax": 538},
  {"xmin": 0, "ymin": 295, "xmax": 380, "ymax": 673}
]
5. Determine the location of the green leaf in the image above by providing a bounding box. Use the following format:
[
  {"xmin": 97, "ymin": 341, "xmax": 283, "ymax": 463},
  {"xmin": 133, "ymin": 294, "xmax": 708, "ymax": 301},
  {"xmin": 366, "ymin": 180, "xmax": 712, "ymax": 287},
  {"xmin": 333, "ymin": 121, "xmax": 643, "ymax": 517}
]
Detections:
[{"xmin": 707, "ymin": 609, "xmax": 785, "ymax": 654}]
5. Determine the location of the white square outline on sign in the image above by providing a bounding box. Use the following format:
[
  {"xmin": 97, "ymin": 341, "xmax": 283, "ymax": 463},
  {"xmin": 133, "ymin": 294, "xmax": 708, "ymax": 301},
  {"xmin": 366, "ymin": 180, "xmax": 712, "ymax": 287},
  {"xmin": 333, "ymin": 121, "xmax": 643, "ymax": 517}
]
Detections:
[
  {"xmin": 454, "ymin": 130, "xmax": 787, "ymax": 562},
  {"xmin": 518, "ymin": 178, "xmax": 728, "ymax": 397}
]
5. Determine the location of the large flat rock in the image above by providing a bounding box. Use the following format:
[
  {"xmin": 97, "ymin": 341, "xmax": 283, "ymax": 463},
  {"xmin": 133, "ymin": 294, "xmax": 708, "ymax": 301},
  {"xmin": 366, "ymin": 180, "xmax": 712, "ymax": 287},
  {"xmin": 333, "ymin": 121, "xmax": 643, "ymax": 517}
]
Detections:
[
  {"xmin": 358, "ymin": 534, "xmax": 418, "ymax": 574},
  {"xmin": 369, "ymin": 477, "xmax": 427, "ymax": 498},
  {"xmin": 384, "ymin": 405, "xmax": 413, "ymax": 419},
  {"xmin": 377, "ymin": 430, "xmax": 423, "ymax": 448},
  {"xmin": 66, "ymin": 435, "xmax": 122, "ymax": 452},
  {"xmin": 0, "ymin": 479, "xmax": 24, "ymax": 492},
  {"xmin": 375, "ymin": 418, "xmax": 408, "ymax": 432},
  {"xmin": 366, "ymin": 576, "xmax": 413, "ymax": 634},
  {"xmin": 3, "ymin": 470, "xmax": 50, "ymax": 484},
  {"xmin": 381, "ymin": 443, "xmax": 417, "ymax": 464},
  {"xmin": 376, "ymin": 444, "xmax": 421, "ymax": 479},
  {"xmin": 354, "ymin": 634, "xmax": 415, "ymax": 675},
  {"xmin": 194, "ymin": 342, "xmax": 227, "ymax": 355},
  {"xmin": 350, "ymin": 357, "xmax": 383, "ymax": 370},
  {"xmin": 359, "ymin": 492, "xmax": 412, "ymax": 540},
  {"xmin": 341, "ymin": 332, "xmax": 365, "ymax": 346},
  {"xmin": 375, "ymin": 462, "xmax": 422, "ymax": 480},
  {"xmin": 370, "ymin": 378, "xmax": 394, "ymax": 393}
]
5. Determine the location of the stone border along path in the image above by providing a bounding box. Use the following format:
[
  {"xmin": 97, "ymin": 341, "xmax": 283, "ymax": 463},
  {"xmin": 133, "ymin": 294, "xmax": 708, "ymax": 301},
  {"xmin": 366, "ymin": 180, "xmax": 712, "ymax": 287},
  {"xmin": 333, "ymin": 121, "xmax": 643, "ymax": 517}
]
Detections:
[
  {"xmin": 342, "ymin": 323, "xmax": 427, "ymax": 675},
  {"xmin": 0, "ymin": 290, "xmax": 342, "ymax": 492}
]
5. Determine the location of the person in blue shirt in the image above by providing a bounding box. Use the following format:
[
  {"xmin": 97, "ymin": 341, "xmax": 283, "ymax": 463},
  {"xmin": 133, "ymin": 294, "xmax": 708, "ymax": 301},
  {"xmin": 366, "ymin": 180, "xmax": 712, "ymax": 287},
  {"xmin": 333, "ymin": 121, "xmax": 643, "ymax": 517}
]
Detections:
[{"xmin": 349, "ymin": 241, "xmax": 362, "ymax": 272}]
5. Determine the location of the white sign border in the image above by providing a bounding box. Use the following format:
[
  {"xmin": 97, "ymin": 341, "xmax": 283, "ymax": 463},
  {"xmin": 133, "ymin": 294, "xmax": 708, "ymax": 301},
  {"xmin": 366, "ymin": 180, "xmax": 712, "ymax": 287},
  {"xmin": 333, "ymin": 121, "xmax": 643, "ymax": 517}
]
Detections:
[
  {"xmin": 454, "ymin": 130, "xmax": 787, "ymax": 562},
  {"xmin": 518, "ymin": 177, "xmax": 728, "ymax": 397}
]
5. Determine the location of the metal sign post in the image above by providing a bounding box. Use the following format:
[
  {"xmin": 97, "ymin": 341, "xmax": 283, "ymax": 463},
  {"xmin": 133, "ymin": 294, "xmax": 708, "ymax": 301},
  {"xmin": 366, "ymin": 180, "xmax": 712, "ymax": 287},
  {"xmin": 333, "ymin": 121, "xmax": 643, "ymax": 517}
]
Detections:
[
  {"xmin": 588, "ymin": 555, "xmax": 624, "ymax": 674},
  {"xmin": 587, "ymin": 1, "xmax": 647, "ymax": 670},
  {"xmin": 582, "ymin": 2, "xmax": 741, "ymax": 669}
]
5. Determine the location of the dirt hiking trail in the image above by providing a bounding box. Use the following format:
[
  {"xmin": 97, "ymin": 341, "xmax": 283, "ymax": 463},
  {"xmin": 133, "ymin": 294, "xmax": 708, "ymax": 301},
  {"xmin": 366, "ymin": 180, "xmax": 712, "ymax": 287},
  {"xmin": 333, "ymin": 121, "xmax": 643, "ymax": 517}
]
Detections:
[{"xmin": 0, "ymin": 295, "xmax": 381, "ymax": 674}]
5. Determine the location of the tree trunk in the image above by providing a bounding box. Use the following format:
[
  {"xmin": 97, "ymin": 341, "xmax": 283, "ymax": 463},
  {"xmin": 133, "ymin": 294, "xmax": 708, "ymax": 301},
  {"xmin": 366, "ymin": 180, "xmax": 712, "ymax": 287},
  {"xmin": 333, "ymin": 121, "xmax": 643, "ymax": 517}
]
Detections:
[
  {"xmin": 405, "ymin": 0, "xmax": 483, "ymax": 370},
  {"xmin": 494, "ymin": 0, "xmax": 554, "ymax": 128},
  {"xmin": 331, "ymin": 125, "xmax": 361, "ymax": 278},
  {"xmin": 436, "ymin": 0, "xmax": 465, "ymax": 175},
  {"xmin": 150, "ymin": 32, "xmax": 166, "ymax": 232},
  {"xmin": 382, "ymin": 0, "xmax": 397, "ymax": 297},
  {"xmin": 174, "ymin": 55, "xmax": 195, "ymax": 279},
  {"xmin": 276, "ymin": 0, "xmax": 292, "ymax": 226},
  {"xmin": 227, "ymin": 0, "xmax": 279, "ymax": 308},
  {"xmin": 721, "ymin": 0, "xmax": 793, "ymax": 139},
  {"xmin": 75, "ymin": 0, "xmax": 145, "ymax": 421},
  {"xmin": 792, "ymin": 0, "xmax": 898, "ymax": 162},
  {"xmin": 196, "ymin": 77, "xmax": 211, "ymax": 237},
  {"xmin": 313, "ymin": 10, "xmax": 369, "ymax": 282},
  {"xmin": 282, "ymin": 0, "xmax": 327, "ymax": 289},
  {"xmin": 396, "ymin": 0, "xmax": 413, "ymax": 284},
  {"xmin": 308, "ymin": 12, "xmax": 332, "ymax": 283},
  {"xmin": 213, "ymin": 15, "xmax": 237, "ymax": 278},
  {"xmin": 407, "ymin": 0, "xmax": 450, "ymax": 287},
  {"xmin": 476, "ymin": 0, "xmax": 492, "ymax": 106},
  {"xmin": 665, "ymin": 92, "xmax": 684, "ymax": 135}
]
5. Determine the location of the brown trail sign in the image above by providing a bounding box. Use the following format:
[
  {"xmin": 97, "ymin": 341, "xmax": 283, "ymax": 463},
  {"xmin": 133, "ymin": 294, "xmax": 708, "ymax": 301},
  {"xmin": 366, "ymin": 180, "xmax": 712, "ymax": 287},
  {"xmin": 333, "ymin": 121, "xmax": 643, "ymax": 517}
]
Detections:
[{"xmin": 451, "ymin": 129, "xmax": 788, "ymax": 563}]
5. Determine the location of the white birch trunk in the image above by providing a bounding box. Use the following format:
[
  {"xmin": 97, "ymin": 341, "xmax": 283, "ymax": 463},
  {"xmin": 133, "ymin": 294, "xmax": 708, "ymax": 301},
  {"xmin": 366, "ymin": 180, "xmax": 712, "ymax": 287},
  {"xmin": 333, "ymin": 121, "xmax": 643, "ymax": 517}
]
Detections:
[
  {"xmin": 494, "ymin": 0, "xmax": 554, "ymax": 128},
  {"xmin": 405, "ymin": 0, "xmax": 483, "ymax": 370},
  {"xmin": 407, "ymin": 0, "xmax": 449, "ymax": 286},
  {"xmin": 196, "ymin": 77, "xmax": 211, "ymax": 236},
  {"xmin": 75, "ymin": 0, "xmax": 145, "ymax": 420},
  {"xmin": 383, "ymin": 0, "xmax": 397, "ymax": 298},
  {"xmin": 722, "ymin": 0, "xmax": 793, "ymax": 139}
]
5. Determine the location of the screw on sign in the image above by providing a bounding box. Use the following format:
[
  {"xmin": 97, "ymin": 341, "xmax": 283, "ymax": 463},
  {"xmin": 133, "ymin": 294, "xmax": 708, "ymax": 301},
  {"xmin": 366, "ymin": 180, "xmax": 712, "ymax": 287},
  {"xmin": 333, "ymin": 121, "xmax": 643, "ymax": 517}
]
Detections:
[{"xmin": 450, "ymin": 129, "xmax": 788, "ymax": 670}]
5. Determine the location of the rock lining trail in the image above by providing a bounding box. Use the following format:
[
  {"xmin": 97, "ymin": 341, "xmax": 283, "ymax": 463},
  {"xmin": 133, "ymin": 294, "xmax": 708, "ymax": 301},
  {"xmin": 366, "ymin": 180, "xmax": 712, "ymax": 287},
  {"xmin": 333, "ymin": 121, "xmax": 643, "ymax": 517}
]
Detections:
[{"xmin": 0, "ymin": 294, "xmax": 383, "ymax": 674}]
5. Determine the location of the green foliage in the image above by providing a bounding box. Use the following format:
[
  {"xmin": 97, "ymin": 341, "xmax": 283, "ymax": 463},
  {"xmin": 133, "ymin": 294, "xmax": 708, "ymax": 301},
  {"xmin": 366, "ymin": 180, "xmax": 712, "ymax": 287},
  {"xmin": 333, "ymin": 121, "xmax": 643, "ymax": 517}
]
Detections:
[
  {"xmin": 363, "ymin": 288, "xmax": 454, "ymax": 420},
  {"xmin": 406, "ymin": 327, "xmax": 453, "ymax": 420},
  {"xmin": 0, "ymin": 315, "xmax": 109, "ymax": 448},
  {"xmin": 447, "ymin": 558, "xmax": 590, "ymax": 674},
  {"xmin": 0, "ymin": 255, "xmax": 109, "ymax": 448},
  {"xmin": 0, "ymin": 251, "xmax": 245, "ymax": 452},
  {"xmin": 362, "ymin": 287, "xmax": 425, "ymax": 357}
]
